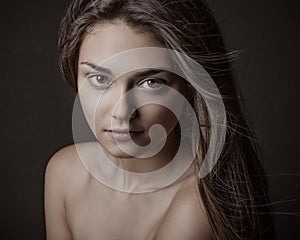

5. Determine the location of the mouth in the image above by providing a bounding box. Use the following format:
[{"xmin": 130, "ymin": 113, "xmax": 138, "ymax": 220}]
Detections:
[{"xmin": 104, "ymin": 129, "xmax": 144, "ymax": 141}]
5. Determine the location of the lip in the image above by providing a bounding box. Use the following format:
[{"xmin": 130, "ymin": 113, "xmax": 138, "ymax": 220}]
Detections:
[{"xmin": 104, "ymin": 129, "xmax": 143, "ymax": 141}]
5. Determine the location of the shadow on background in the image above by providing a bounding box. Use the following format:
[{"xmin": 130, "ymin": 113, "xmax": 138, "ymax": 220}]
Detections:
[{"xmin": 0, "ymin": 0, "xmax": 299, "ymax": 239}]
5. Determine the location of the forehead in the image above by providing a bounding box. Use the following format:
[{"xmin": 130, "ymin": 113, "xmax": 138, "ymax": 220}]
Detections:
[{"xmin": 78, "ymin": 21, "xmax": 168, "ymax": 67}]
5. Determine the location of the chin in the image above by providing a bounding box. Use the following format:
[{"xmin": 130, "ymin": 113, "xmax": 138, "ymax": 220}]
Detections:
[
  {"xmin": 100, "ymin": 144, "xmax": 136, "ymax": 159},
  {"xmin": 97, "ymin": 134, "xmax": 151, "ymax": 159}
]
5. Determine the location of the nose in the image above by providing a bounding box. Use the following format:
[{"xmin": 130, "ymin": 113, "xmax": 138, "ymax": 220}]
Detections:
[{"xmin": 111, "ymin": 86, "xmax": 137, "ymax": 121}]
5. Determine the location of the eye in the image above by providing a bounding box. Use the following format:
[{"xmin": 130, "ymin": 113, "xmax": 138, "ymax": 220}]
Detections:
[
  {"xmin": 139, "ymin": 78, "xmax": 167, "ymax": 90},
  {"xmin": 87, "ymin": 74, "xmax": 112, "ymax": 88}
]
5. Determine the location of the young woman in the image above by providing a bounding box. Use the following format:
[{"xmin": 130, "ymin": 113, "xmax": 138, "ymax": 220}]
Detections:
[{"xmin": 44, "ymin": 0, "xmax": 275, "ymax": 239}]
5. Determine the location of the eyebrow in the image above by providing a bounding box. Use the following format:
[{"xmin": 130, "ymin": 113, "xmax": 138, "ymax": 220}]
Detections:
[
  {"xmin": 80, "ymin": 61, "xmax": 167, "ymax": 78},
  {"xmin": 80, "ymin": 61, "xmax": 112, "ymax": 75},
  {"xmin": 134, "ymin": 69, "xmax": 167, "ymax": 79}
]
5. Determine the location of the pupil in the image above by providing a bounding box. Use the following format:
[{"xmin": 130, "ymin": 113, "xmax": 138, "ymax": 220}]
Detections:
[
  {"xmin": 148, "ymin": 79, "xmax": 157, "ymax": 86},
  {"xmin": 96, "ymin": 75, "xmax": 105, "ymax": 83}
]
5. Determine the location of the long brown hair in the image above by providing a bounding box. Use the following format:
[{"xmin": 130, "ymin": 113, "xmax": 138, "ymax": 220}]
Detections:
[{"xmin": 58, "ymin": 0, "xmax": 275, "ymax": 239}]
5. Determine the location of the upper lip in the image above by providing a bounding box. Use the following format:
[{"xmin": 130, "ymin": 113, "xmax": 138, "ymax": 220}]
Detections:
[{"xmin": 105, "ymin": 129, "xmax": 143, "ymax": 133}]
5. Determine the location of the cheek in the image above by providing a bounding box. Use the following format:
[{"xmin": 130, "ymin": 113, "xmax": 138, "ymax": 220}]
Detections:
[
  {"xmin": 79, "ymin": 92, "xmax": 97, "ymax": 131},
  {"xmin": 139, "ymin": 105, "xmax": 179, "ymax": 134},
  {"xmin": 79, "ymin": 89, "xmax": 111, "ymax": 133},
  {"xmin": 94, "ymin": 96, "xmax": 112, "ymax": 127}
]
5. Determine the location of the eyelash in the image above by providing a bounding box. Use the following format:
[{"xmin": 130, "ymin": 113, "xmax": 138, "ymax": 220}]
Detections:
[
  {"xmin": 87, "ymin": 74, "xmax": 168, "ymax": 90},
  {"xmin": 138, "ymin": 78, "xmax": 168, "ymax": 90},
  {"xmin": 87, "ymin": 74, "xmax": 112, "ymax": 88}
]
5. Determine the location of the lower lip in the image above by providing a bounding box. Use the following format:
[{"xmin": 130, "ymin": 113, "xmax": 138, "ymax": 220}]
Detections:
[{"xmin": 104, "ymin": 131, "xmax": 142, "ymax": 141}]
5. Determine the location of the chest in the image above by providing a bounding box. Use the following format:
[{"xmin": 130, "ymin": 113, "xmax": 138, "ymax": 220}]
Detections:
[{"xmin": 66, "ymin": 179, "xmax": 181, "ymax": 240}]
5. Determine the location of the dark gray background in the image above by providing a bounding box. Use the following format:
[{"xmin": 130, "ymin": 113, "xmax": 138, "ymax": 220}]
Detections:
[{"xmin": 1, "ymin": 0, "xmax": 299, "ymax": 239}]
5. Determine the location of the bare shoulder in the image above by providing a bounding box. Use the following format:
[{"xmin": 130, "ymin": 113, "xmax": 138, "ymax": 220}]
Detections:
[
  {"xmin": 44, "ymin": 143, "xmax": 95, "ymax": 239},
  {"xmin": 155, "ymin": 176, "xmax": 213, "ymax": 240},
  {"xmin": 46, "ymin": 144, "xmax": 80, "ymax": 173},
  {"xmin": 45, "ymin": 143, "xmax": 93, "ymax": 191}
]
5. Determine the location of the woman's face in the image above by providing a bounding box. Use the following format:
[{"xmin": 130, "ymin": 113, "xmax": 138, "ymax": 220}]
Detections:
[{"xmin": 77, "ymin": 21, "xmax": 188, "ymax": 159}]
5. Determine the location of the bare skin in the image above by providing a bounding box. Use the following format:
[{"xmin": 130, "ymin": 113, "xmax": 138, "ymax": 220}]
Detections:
[{"xmin": 44, "ymin": 21, "xmax": 213, "ymax": 240}]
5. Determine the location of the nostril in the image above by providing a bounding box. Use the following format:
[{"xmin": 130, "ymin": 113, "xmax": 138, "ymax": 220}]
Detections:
[
  {"xmin": 130, "ymin": 110, "xmax": 137, "ymax": 119},
  {"xmin": 111, "ymin": 103, "xmax": 137, "ymax": 120},
  {"xmin": 111, "ymin": 111, "xmax": 137, "ymax": 120}
]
